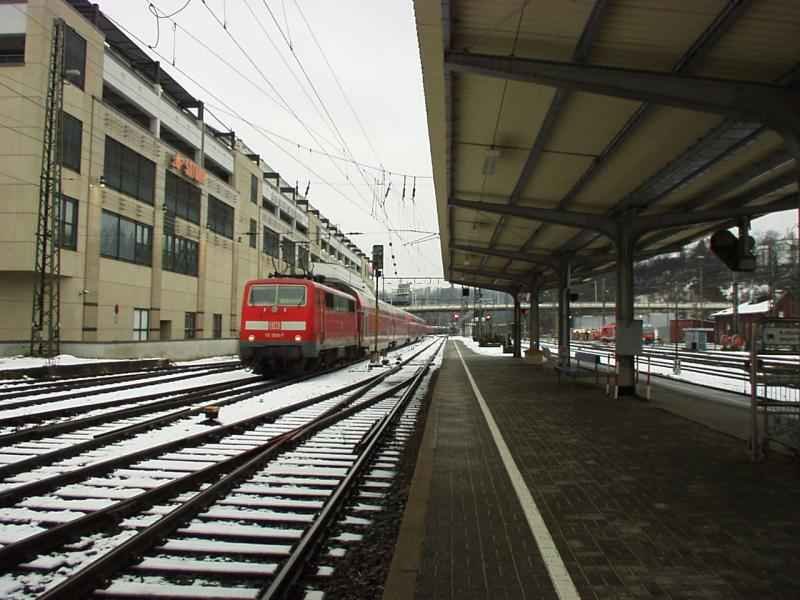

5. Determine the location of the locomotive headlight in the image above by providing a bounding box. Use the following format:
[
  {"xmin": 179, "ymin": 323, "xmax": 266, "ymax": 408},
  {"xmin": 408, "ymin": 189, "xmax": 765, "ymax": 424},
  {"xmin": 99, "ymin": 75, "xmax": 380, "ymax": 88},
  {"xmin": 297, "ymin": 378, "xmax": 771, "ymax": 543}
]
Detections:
[
  {"xmin": 294, "ymin": 334, "xmax": 302, "ymax": 342},
  {"xmin": 248, "ymin": 334, "xmax": 255, "ymax": 342}
]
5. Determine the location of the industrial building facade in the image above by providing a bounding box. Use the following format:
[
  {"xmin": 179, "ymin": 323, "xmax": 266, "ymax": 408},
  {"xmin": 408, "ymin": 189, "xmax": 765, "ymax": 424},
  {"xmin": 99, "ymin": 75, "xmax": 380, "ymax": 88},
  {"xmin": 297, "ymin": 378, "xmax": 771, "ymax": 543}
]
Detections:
[{"xmin": 0, "ymin": 0, "xmax": 370, "ymax": 358}]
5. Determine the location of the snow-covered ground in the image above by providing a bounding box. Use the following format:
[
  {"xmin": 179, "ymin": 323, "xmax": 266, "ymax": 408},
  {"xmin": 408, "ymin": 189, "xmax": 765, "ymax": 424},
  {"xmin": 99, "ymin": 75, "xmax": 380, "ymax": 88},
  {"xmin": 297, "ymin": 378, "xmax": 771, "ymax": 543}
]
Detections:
[
  {"xmin": 0, "ymin": 369, "xmax": 254, "ymax": 422},
  {"xmin": 451, "ymin": 336, "xmax": 508, "ymax": 357},
  {"xmin": 0, "ymin": 339, "xmax": 440, "ymax": 483},
  {"xmin": 453, "ymin": 336, "xmax": 798, "ymax": 402},
  {"xmin": 174, "ymin": 355, "xmax": 238, "ymax": 366},
  {"xmin": 0, "ymin": 355, "xmax": 127, "ymax": 372}
]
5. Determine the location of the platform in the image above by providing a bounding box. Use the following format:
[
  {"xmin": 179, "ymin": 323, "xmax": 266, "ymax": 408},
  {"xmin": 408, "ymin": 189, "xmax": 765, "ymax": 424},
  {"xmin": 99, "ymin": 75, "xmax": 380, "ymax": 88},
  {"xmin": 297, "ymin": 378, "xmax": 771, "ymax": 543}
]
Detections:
[{"xmin": 384, "ymin": 339, "xmax": 800, "ymax": 599}]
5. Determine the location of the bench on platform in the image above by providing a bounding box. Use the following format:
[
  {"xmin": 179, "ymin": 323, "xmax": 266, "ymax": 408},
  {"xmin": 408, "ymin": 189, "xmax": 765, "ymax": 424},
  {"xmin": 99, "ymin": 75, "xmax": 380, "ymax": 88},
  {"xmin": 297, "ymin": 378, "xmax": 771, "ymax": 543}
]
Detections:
[{"xmin": 555, "ymin": 351, "xmax": 601, "ymax": 384}]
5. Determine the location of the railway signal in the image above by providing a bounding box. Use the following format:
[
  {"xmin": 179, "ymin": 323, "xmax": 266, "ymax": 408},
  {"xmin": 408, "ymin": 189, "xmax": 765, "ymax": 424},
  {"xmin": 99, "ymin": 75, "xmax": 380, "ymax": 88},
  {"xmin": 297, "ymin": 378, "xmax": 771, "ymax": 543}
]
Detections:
[{"xmin": 710, "ymin": 227, "xmax": 756, "ymax": 271}]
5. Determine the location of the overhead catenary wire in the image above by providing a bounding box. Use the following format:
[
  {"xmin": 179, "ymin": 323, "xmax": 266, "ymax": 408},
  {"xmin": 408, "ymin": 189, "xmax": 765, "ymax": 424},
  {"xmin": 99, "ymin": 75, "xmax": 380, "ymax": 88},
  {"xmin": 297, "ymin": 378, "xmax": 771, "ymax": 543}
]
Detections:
[
  {"xmin": 182, "ymin": 0, "xmax": 385, "ymax": 224},
  {"xmin": 291, "ymin": 0, "xmax": 386, "ymax": 173},
  {"xmin": 251, "ymin": 0, "xmax": 377, "ymax": 215}
]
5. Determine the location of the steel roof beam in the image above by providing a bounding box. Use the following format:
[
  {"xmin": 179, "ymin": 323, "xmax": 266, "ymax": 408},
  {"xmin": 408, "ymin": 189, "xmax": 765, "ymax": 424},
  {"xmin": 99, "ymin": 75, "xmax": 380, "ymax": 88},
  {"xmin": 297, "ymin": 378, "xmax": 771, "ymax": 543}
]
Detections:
[
  {"xmin": 519, "ymin": 2, "xmax": 755, "ymax": 255},
  {"xmin": 452, "ymin": 244, "xmax": 560, "ymax": 269},
  {"xmin": 452, "ymin": 243, "xmax": 621, "ymax": 272},
  {"xmin": 451, "ymin": 266, "xmax": 530, "ymax": 285},
  {"xmin": 449, "ymin": 278, "xmax": 515, "ymax": 294},
  {"xmin": 445, "ymin": 52, "xmax": 800, "ymax": 133},
  {"xmin": 633, "ymin": 193, "xmax": 799, "ymax": 234},
  {"xmin": 449, "ymin": 197, "xmax": 616, "ymax": 237},
  {"xmin": 482, "ymin": 1, "xmax": 610, "ymax": 263}
]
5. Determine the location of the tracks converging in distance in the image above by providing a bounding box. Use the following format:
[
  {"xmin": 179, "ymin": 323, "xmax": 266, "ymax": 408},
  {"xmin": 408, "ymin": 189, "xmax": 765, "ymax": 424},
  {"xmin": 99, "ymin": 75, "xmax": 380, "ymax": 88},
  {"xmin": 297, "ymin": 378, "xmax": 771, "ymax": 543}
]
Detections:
[{"xmin": 0, "ymin": 337, "xmax": 445, "ymax": 599}]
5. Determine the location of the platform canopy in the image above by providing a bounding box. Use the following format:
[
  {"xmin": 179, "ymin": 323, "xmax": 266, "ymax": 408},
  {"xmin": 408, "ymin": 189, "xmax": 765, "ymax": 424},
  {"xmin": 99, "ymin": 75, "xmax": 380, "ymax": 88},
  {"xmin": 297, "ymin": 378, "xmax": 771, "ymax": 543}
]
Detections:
[{"xmin": 415, "ymin": 0, "xmax": 800, "ymax": 293}]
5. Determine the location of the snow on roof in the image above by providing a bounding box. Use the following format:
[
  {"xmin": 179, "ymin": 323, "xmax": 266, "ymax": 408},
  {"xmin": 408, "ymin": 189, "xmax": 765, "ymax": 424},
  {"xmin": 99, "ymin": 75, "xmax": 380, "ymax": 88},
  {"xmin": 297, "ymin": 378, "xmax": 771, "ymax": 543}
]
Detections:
[{"xmin": 711, "ymin": 299, "xmax": 771, "ymax": 318}]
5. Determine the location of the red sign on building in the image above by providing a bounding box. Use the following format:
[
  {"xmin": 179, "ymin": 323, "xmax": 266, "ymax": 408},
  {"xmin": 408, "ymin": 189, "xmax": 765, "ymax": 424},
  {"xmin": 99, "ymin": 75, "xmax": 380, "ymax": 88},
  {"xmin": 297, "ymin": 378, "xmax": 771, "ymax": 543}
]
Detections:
[{"xmin": 171, "ymin": 154, "xmax": 207, "ymax": 184}]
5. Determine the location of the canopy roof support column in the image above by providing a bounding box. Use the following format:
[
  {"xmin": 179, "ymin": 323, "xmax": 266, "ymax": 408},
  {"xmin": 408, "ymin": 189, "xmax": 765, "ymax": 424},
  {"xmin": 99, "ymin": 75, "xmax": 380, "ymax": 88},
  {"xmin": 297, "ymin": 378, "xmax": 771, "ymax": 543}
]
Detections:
[
  {"xmin": 558, "ymin": 261, "xmax": 571, "ymax": 368},
  {"xmin": 529, "ymin": 283, "xmax": 540, "ymax": 351},
  {"xmin": 616, "ymin": 215, "xmax": 636, "ymax": 396},
  {"xmin": 513, "ymin": 292, "xmax": 522, "ymax": 358}
]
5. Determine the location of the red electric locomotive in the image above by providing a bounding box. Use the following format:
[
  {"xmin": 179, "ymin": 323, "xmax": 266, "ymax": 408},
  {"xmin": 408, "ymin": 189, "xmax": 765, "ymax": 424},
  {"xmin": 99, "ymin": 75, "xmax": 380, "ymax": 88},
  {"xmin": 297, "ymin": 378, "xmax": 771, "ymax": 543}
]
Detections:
[{"xmin": 239, "ymin": 275, "xmax": 429, "ymax": 374}]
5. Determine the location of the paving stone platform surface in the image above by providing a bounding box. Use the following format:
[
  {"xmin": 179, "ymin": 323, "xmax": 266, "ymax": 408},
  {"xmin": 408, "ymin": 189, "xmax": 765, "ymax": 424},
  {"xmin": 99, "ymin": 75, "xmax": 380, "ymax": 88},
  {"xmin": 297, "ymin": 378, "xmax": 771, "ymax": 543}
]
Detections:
[{"xmin": 391, "ymin": 339, "xmax": 800, "ymax": 600}]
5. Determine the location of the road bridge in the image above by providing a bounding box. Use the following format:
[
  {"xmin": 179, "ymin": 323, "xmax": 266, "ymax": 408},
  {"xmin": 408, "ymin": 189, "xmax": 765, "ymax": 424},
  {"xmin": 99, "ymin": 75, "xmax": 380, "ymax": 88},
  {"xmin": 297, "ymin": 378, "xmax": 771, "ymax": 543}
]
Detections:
[{"xmin": 406, "ymin": 302, "xmax": 728, "ymax": 315}]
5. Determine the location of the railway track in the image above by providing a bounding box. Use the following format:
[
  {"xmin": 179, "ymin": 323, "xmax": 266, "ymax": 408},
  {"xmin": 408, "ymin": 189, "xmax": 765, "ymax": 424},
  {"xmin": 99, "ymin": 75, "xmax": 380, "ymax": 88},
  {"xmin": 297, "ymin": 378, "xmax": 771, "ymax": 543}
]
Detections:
[
  {"xmin": 540, "ymin": 339, "xmax": 798, "ymax": 395},
  {"xmin": 0, "ymin": 360, "xmax": 242, "ymax": 405},
  {"xmin": 0, "ymin": 371, "xmax": 263, "ymax": 435},
  {"xmin": 0, "ymin": 337, "xmax": 443, "ymax": 599}
]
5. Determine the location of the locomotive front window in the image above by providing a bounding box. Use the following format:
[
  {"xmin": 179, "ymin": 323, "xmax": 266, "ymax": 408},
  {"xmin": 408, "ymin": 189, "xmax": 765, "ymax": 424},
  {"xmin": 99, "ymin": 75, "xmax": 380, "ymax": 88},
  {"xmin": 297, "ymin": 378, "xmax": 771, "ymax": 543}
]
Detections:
[{"xmin": 249, "ymin": 285, "xmax": 306, "ymax": 306}]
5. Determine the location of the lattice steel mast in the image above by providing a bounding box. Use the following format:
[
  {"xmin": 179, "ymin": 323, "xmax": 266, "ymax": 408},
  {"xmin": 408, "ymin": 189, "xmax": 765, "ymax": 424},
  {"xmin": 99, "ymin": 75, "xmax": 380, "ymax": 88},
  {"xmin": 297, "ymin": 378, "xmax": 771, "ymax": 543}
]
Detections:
[{"xmin": 31, "ymin": 19, "xmax": 65, "ymax": 357}]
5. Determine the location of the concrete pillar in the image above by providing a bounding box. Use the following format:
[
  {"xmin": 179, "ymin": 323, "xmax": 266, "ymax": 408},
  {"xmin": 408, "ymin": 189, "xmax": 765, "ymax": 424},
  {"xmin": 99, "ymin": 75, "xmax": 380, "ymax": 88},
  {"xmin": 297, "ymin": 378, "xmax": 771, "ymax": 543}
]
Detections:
[
  {"xmin": 528, "ymin": 286, "xmax": 540, "ymax": 350},
  {"xmin": 513, "ymin": 293, "xmax": 522, "ymax": 358},
  {"xmin": 558, "ymin": 263, "xmax": 570, "ymax": 367},
  {"xmin": 616, "ymin": 220, "xmax": 636, "ymax": 396}
]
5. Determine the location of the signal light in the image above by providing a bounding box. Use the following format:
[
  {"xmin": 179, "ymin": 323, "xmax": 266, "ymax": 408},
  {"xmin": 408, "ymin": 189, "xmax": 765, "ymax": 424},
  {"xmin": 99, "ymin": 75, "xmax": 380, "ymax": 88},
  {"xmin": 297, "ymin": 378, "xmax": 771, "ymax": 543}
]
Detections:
[
  {"xmin": 372, "ymin": 244, "xmax": 384, "ymax": 271},
  {"xmin": 710, "ymin": 230, "xmax": 756, "ymax": 271},
  {"xmin": 453, "ymin": 313, "xmax": 460, "ymax": 320}
]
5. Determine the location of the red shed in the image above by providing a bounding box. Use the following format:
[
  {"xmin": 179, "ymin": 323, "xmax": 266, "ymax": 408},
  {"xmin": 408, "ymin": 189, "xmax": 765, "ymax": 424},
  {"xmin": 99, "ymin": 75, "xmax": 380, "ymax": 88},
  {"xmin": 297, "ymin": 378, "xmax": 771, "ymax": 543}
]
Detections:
[{"xmin": 711, "ymin": 292, "xmax": 797, "ymax": 348}]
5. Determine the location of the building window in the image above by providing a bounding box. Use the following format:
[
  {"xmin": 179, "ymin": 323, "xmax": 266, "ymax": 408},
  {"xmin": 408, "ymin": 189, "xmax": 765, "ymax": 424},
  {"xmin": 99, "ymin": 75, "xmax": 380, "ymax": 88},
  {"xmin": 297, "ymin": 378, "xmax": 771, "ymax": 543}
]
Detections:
[
  {"xmin": 64, "ymin": 26, "xmax": 86, "ymax": 89},
  {"xmin": 62, "ymin": 112, "xmax": 82, "ymax": 173},
  {"xmin": 279, "ymin": 210, "xmax": 293, "ymax": 226},
  {"xmin": 184, "ymin": 312, "xmax": 197, "ymax": 339},
  {"xmin": 103, "ymin": 137, "xmax": 156, "ymax": 205},
  {"xmin": 100, "ymin": 210, "xmax": 152, "ymax": 266},
  {"xmin": 250, "ymin": 174, "xmax": 258, "ymax": 204},
  {"xmin": 165, "ymin": 171, "xmax": 201, "ymax": 224},
  {"xmin": 213, "ymin": 313, "xmax": 222, "ymax": 338},
  {"xmin": 0, "ymin": 34, "xmax": 25, "ymax": 64},
  {"xmin": 163, "ymin": 233, "xmax": 198, "ymax": 276},
  {"xmin": 207, "ymin": 195, "xmax": 234, "ymax": 239},
  {"xmin": 295, "ymin": 222, "xmax": 308, "ymax": 235},
  {"xmin": 263, "ymin": 226, "xmax": 279, "ymax": 258},
  {"xmin": 262, "ymin": 198, "xmax": 277, "ymax": 214},
  {"xmin": 60, "ymin": 196, "xmax": 78, "ymax": 250},
  {"xmin": 204, "ymin": 155, "xmax": 230, "ymax": 184},
  {"xmin": 281, "ymin": 238, "xmax": 295, "ymax": 266},
  {"xmin": 248, "ymin": 219, "xmax": 257, "ymax": 248},
  {"xmin": 133, "ymin": 308, "xmax": 149, "ymax": 341},
  {"xmin": 297, "ymin": 245, "xmax": 309, "ymax": 270}
]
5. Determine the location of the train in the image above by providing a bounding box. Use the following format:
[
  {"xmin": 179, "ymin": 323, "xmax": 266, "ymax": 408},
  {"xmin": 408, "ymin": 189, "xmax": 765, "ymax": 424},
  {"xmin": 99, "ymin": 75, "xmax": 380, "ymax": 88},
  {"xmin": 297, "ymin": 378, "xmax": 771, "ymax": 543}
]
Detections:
[
  {"xmin": 238, "ymin": 269, "xmax": 430, "ymax": 374},
  {"xmin": 591, "ymin": 322, "xmax": 656, "ymax": 344}
]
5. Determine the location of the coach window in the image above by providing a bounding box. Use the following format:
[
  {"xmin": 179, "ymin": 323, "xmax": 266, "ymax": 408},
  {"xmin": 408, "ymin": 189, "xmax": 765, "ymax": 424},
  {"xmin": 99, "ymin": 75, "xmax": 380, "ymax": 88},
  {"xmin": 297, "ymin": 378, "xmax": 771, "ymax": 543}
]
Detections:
[{"xmin": 325, "ymin": 293, "xmax": 334, "ymax": 309}]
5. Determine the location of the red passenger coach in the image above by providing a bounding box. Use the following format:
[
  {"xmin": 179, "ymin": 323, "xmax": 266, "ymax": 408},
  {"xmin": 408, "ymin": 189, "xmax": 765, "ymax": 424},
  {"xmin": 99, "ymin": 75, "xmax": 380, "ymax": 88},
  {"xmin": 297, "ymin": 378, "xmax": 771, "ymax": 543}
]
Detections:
[{"xmin": 239, "ymin": 275, "xmax": 429, "ymax": 374}]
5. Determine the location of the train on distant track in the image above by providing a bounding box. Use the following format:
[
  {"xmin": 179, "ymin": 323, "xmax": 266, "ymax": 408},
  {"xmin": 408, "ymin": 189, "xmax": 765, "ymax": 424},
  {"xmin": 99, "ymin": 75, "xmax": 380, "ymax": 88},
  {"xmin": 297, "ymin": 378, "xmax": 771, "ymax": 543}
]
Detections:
[{"xmin": 239, "ymin": 271, "xmax": 430, "ymax": 374}]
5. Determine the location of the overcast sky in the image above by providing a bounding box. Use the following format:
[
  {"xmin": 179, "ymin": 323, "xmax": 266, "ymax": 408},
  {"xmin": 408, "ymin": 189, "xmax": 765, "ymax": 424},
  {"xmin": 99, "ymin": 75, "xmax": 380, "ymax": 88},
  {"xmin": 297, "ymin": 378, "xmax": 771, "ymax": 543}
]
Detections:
[{"xmin": 100, "ymin": 1, "xmax": 796, "ymax": 293}]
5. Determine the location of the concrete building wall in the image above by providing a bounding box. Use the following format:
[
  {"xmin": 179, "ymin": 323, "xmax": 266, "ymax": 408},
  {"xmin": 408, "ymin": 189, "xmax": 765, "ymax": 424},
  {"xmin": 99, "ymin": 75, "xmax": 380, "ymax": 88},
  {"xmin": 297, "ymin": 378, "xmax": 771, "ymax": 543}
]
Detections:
[{"xmin": 0, "ymin": 0, "xmax": 371, "ymax": 359}]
